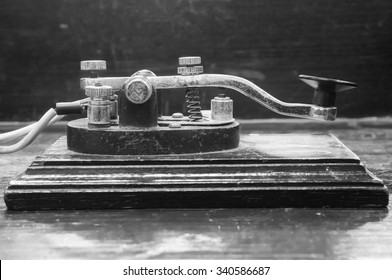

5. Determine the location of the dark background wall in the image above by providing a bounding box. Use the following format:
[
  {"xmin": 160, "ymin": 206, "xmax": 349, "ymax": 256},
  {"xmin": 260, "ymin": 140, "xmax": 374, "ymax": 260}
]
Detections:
[{"xmin": 0, "ymin": 0, "xmax": 391, "ymax": 121}]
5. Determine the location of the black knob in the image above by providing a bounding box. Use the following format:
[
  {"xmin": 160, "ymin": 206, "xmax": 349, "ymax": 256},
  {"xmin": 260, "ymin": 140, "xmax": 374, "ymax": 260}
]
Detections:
[{"xmin": 299, "ymin": 74, "xmax": 357, "ymax": 107}]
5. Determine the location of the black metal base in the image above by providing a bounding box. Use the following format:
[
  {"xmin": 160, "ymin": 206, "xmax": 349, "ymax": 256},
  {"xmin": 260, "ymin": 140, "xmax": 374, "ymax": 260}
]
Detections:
[
  {"xmin": 67, "ymin": 118, "xmax": 240, "ymax": 155},
  {"xmin": 4, "ymin": 133, "xmax": 389, "ymax": 210}
]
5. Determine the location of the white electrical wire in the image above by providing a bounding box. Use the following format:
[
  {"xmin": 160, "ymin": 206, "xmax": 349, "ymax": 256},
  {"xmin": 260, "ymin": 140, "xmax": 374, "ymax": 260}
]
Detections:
[
  {"xmin": 0, "ymin": 114, "xmax": 64, "ymax": 143},
  {"xmin": 0, "ymin": 108, "xmax": 59, "ymax": 154},
  {"xmin": 0, "ymin": 98, "xmax": 89, "ymax": 151}
]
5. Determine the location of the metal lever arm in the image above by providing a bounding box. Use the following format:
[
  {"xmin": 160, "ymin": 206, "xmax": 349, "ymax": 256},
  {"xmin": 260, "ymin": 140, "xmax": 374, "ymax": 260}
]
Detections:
[
  {"xmin": 81, "ymin": 73, "xmax": 337, "ymax": 121},
  {"xmin": 149, "ymin": 74, "xmax": 336, "ymax": 121}
]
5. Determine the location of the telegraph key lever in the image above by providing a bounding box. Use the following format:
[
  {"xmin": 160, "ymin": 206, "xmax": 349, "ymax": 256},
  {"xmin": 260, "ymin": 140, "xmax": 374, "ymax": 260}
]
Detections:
[{"xmin": 81, "ymin": 57, "xmax": 354, "ymax": 122}]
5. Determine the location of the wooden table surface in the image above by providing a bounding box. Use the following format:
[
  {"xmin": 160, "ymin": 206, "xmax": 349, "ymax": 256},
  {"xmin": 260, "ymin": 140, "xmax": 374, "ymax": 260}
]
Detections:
[{"xmin": 1, "ymin": 119, "xmax": 391, "ymax": 259}]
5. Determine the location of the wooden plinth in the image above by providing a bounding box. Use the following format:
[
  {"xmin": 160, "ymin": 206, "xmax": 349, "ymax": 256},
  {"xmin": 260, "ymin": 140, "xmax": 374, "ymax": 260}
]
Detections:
[{"xmin": 4, "ymin": 134, "xmax": 389, "ymax": 210}]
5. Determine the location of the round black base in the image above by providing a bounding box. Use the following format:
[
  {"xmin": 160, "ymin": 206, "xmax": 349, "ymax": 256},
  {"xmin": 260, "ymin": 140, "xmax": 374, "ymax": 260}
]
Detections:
[{"xmin": 67, "ymin": 118, "xmax": 240, "ymax": 155}]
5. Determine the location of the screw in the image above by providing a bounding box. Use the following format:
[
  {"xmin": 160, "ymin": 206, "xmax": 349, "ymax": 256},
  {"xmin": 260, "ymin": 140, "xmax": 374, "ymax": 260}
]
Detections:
[
  {"xmin": 171, "ymin": 112, "xmax": 184, "ymax": 118},
  {"xmin": 85, "ymin": 84, "xmax": 112, "ymax": 99},
  {"xmin": 80, "ymin": 60, "xmax": 107, "ymax": 78},
  {"xmin": 177, "ymin": 56, "xmax": 203, "ymax": 76}
]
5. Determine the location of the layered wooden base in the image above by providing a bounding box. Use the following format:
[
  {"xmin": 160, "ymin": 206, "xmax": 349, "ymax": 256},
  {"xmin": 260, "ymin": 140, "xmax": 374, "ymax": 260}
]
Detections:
[{"xmin": 4, "ymin": 134, "xmax": 389, "ymax": 210}]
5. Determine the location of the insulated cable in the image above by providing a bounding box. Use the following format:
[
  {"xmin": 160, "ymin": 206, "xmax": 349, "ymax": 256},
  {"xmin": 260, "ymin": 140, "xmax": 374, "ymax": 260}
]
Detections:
[
  {"xmin": 0, "ymin": 114, "xmax": 64, "ymax": 143},
  {"xmin": 0, "ymin": 98, "xmax": 89, "ymax": 153},
  {"xmin": 0, "ymin": 108, "xmax": 58, "ymax": 153}
]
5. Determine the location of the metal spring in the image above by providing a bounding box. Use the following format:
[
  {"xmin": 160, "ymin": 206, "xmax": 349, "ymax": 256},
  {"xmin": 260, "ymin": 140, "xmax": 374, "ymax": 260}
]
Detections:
[{"xmin": 185, "ymin": 87, "xmax": 202, "ymax": 121}]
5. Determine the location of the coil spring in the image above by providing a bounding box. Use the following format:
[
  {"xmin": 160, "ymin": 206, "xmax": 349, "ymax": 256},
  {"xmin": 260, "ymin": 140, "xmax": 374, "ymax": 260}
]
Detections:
[{"xmin": 185, "ymin": 87, "xmax": 202, "ymax": 121}]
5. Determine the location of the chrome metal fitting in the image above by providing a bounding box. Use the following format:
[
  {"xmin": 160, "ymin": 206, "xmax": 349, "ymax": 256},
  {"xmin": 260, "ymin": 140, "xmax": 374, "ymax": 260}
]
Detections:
[
  {"xmin": 87, "ymin": 100, "xmax": 111, "ymax": 128},
  {"xmin": 211, "ymin": 95, "xmax": 233, "ymax": 122},
  {"xmin": 85, "ymin": 84, "xmax": 112, "ymax": 128},
  {"xmin": 178, "ymin": 56, "xmax": 203, "ymax": 76},
  {"xmin": 178, "ymin": 56, "xmax": 201, "ymax": 66},
  {"xmin": 80, "ymin": 60, "xmax": 107, "ymax": 71},
  {"xmin": 85, "ymin": 84, "xmax": 112, "ymax": 99},
  {"xmin": 177, "ymin": 66, "xmax": 204, "ymax": 76},
  {"xmin": 125, "ymin": 77, "xmax": 153, "ymax": 104}
]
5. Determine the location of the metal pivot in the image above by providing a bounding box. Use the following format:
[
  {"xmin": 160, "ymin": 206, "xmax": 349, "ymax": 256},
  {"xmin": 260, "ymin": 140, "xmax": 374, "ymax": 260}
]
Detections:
[
  {"xmin": 120, "ymin": 74, "xmax": 158, "ymax": 128},
  {"xmin": 178, "ymin": 56, "xmax": 203, "ymax": 121},
  {"xmin": 299, "ymin": 74, "xmax": 357, "ymax": 107}
]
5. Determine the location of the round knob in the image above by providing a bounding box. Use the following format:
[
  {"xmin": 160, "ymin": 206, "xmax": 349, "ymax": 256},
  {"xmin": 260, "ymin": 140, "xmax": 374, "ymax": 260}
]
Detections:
[
  {"xmin": 125, "ymin": 77, "xmax": 153, "ymax": 104},
  {"xmin": 85, "ymin": 84, "xmax": 112, "ymax": 99},
  {"xmin": 177, "ymin": 56, "xmax": 203, "ymax": 76},
  {"xmin": 211, "ymin": 95, "xmax": 233, "ymax": 122},
  {"xmin": 80, "ymin": 60, "xmax": 107, "ymax": 71},
  {"xmin": 299, "ymin": 74, "xmax": 357, "ymax": 107}
]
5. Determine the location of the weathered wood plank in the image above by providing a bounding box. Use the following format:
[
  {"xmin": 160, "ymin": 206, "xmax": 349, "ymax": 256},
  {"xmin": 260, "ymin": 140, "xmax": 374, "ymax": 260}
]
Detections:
[{"xmin": 4, "ymin": 133, "xmax": 388, "ymax": 210}]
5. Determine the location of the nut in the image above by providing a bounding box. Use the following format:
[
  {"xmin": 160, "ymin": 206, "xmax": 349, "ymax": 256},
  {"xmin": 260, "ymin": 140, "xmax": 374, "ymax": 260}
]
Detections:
[
  {"xmin": 177, "ymin": 66, "xmax": 204, "ymax": 76},
  {"xmin": 85, "ymin": 85, "xmax": 112, "ymax": 99}
]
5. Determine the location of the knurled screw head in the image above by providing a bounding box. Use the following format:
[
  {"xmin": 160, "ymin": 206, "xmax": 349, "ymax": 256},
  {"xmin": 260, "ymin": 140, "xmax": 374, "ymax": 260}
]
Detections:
[
  {"xmin": 179, "ymin": 56, "xmax": 201, "ymax": 66},
  {"xmin": 178, "ymin": 66, "xmax": 203, "ymax": 75},
  {"xmin": 80, "ymin": 60, "xmax": 107, "ymax": 71},
  {"xmin": 85, "ymin": 84, "xmax": 112, "ymax": 99},
  {"xmin": 178, "ymin": 56, "xmax": 203, "ymax": 76}
]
